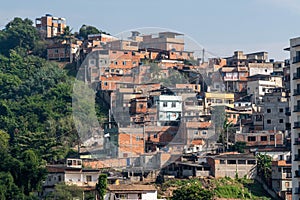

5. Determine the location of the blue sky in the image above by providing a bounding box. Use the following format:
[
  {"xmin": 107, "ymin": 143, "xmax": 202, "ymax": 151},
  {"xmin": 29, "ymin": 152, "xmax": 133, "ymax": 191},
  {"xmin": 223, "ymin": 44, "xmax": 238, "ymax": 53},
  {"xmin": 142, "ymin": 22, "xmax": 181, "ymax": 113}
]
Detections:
[{"xmin": 1, "ymin": 0, "xmax": 299, "ymax": 60}]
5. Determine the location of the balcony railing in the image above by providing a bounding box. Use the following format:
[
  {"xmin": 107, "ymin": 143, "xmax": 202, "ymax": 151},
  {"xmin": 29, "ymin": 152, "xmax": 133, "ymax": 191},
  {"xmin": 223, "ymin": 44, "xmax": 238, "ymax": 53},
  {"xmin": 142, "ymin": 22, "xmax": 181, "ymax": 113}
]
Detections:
[
  {"xmin": 295, "ymin": 170, "xmax": 300, "ymax": 177},
  {"xmin": 294, "ymin": 73, "xmax": 300, "ymax": 80},
  {"xmin": 295, "ymin": 155, "xmax": 300, "ymax": 161},
  {"xmin": 294, "ymin": 89, "xmax": 300, "ymax": 96},
  {"xmin": 294, "ymin": 122, "xmax": 300, "ymax": 129},
  {"xmin": 293, "ymin": 56, "xmax": 300, "ymax": 64}
]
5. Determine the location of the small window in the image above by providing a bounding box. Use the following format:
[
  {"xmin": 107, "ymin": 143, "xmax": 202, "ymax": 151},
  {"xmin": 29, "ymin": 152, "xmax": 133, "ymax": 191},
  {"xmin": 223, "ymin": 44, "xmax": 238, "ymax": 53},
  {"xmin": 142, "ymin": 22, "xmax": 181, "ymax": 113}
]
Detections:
[
  {"xmin": 122, "ymin": 61, "xmax": 126, "ymax": 65},
  {"xmin": 154, "ymin": 134, "xmax": 158, "ymax": 138},
  {"xmin": 104, "ymin": 82, "xmax": 108, "ymax": 86},
  {"xmin": 163, "ymin": 102, "xmax": 167, "ymax": 107},
  {"xmin": 279, "ymin": 119, "xmax": 284, "ymax": 123},
  {"xmin": 270, "ymin": 135, "xmax": 275, "ymax": 141},
  {"xmin": 267, "ymin": 119, "xmax": 271, "ymax": 124},
  {"xmin": 136, "ymin": 136, "xmax": 140, "ymax": 141},
  {"xmin": 247, "ymin": 160, "xmax": 256, "ymax": 165},
  {"xmin": 238, "ymin": 160, "xmax": 246, "ymax": 164},
  {"xmin": 261, "ymin": 136, "xmax": 267, "ymax": 141},
  {"xmin": 267, "ymin": 109, "xmax": 271, "ymax": 113},
  {"xmin": 139, "ymin": 104, "xmax": 144, "ymax": 109},
  {"xmin": 171, "ymin": 102, "xmax": 176, "ymax": 108},
  {"xmin": 227, "ymin": 160, "xmax": 236, "ymax": 164},
  {"xmin": 279, "ymin": 108, "xmax": 284, "ymax": 113},
  {"xmin": 248, "ymin": 136, "xmax": 256, "ymax": 141},
  {"xmin": 220, "ymin": 159, "xmax": 225, "ymax": 164},
  {"xmin": 86, "ymin": 175, "xmax": 92, "ymax": 182}
]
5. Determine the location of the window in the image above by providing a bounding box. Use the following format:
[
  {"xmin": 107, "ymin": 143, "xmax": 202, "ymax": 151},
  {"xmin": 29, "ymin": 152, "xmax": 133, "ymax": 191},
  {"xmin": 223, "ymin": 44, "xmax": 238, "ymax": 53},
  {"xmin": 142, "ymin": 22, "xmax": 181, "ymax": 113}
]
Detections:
[
  {"xmin": 248, "ymin": 136, "xmax": 256, "ymax": 141},
  {"xmin": 58, "ymin": 175, "xmax": 62, "ymax": 182},
  {"xmin": 136, "ymin": 136, "xmax": 140, "ymax": 141},
  {"xmin": 171, "ymin": 102, "xmax": 176, "ymax": 108},
  {"xmin": 247, "ymin": 160, "xmax": 256, "ymax": 165},
  {"xmin": 279, "ymin": 108, "xmax": 284, "ymax": 113},
  {"xmin": 154, "ymin": 134, "xmax": 158, "ymax": 138},
  {"xmin": 267, "ymin": 119, "xmax": 271, "ymax": 124},
  {"xmin": 238, "ymin": 160, "xmax": 246, "ymax": 164},
  {"xmin": 86, "ymin": 175, "xmax": 92, "ymax": 182},
  {"xmin": 139, "ymin": 104, "xmax": 144, "ymax": 109},
  {"xmin": 163, "ymin": 102, "xmax": 167, "ymax": 107},
  {"xmin": 227, "ymin": 160, "xmax": 236, "ymax": 164},
  {"xmin": 270, "ymin": 135, "xmax": 275, "ymax": 141},
  {"xmin": 104, "ymin": 82, "xmax": 108, "ymax": 86},
  {"xmin": 220, "ymin": 160, "xmax": 225, "ymax": 164},
  {"xmin": 279, "ymin": 119, "xmax": 284, "ymax": 123},
  {"xmin": 122, "ymin": 61, "xmax": 126, "ymax": 65},
  {"xmin": 267, "ymin": 109, "xmax": 271, "ymax": 113},
  {"xmin": 114, "ymin": 61, "xmax": 118, "ymax": 65},
  {"xmin": 261, "ymin": 136, "xmax": 267, "ymax": 141}
]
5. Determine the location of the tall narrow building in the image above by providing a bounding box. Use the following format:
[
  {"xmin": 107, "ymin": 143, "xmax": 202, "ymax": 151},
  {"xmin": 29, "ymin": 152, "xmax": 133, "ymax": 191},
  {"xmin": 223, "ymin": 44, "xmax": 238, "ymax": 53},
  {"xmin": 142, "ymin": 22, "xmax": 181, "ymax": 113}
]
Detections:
[{"xmin": 288, "ymin": 37, "xmax": 300, "ymax": 200}]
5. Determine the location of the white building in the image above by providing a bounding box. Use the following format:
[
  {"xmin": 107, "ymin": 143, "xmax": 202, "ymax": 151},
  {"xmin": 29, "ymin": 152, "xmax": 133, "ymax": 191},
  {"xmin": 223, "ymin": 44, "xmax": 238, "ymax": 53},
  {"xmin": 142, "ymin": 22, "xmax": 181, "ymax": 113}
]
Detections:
[
  {"xmin": 106, "ymin": 184, "xmax": 160, "ymax": 200},
  {"xmin": 155, "ymin": 95, "xmax": 182, "ymax": 126},
  {"xmin": 287, "ymin": 36, "xmax": 300, "ymax": 200},
  {"xmin": 42, "ymin": 158, "xmax": 101, "ymax": 197},
  {"xmin": 247, "ymin": 80, "xmax": 282, "ymax": 103}
]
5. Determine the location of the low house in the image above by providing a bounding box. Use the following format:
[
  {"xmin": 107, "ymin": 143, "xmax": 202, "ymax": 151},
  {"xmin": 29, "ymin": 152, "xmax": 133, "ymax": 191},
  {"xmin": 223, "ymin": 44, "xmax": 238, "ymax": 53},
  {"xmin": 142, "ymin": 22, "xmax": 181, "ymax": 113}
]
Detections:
[
  {"xmin": 106, "ymin": 184, "xmax": 159, "ymax": 200},
  {"xmin": 41, "ymin": 158, "xmax": 101, "ymax": 197},
  {"xmin": 207, "ymin": 153, "xmax": 257, "ymax": 178}
]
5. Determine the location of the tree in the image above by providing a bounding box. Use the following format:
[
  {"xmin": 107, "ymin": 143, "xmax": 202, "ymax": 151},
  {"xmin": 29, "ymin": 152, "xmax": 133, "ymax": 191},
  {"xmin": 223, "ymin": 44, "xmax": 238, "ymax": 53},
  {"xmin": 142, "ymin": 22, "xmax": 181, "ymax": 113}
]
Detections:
[
  {"xmin": 256, "ymin": 153, "xmax": 272, "ymax": 180},
  {"xmin": 172, "ymin": 184, "xmax": 213, "ymax": 200},
  {"xmin": 45, "ymin": 183, "xmax": 83, "ymax": 200},
  {"xmin": 78, "ymin": 25, "xmax": 101, "ymax": 39},
  {"xmin": 96, "ymin": 174, "xmax": 107, "ymax": 200},
  {"xmin": 232, "ymin": 141, "xmax": 246, "ymax": 153},
  {"xmin": 0, "ymin": 17, "xmax": 40, "ymax": 56}
]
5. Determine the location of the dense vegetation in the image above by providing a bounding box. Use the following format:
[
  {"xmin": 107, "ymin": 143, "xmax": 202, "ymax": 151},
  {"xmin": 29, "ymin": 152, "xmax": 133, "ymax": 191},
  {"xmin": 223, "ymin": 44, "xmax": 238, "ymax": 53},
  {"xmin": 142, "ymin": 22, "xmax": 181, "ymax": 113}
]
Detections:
[
  {"xmin": 159, "ymin": 177, "xmax": 271, "ymax": 200},
  {"xmin": 0, "ymin": 17, "xmax": 77, "ymax": 199}
]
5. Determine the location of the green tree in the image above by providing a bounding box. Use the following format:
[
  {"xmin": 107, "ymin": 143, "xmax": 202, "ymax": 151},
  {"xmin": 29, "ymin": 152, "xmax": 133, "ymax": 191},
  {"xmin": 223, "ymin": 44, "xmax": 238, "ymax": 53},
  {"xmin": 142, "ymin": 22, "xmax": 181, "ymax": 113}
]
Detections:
[
  {"xmin": 78, "ymin": 25, "xmax": 101, "ymax": 39},
  {"xmin": 0, "ymin": 17, "xmax": 40, "ymax": 56},
  {"xmin": 96, "ymin": 174, "xmax": 107, "ymax": 200},
  {"xmin": 45, "ymin": 183, "xmax": 83, "ymax": 200},
  {"xmin": 256, "ymin": 153, "xmax": 272, "ymax": 180}
]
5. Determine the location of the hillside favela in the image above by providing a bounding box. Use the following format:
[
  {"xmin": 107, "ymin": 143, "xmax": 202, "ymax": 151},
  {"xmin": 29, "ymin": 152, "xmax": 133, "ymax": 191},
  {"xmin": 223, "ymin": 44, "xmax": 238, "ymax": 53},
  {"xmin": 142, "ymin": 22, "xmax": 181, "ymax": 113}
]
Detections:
[{"xmin": 1, "ymin": 4, "xmax": 300, "ymax": 200}]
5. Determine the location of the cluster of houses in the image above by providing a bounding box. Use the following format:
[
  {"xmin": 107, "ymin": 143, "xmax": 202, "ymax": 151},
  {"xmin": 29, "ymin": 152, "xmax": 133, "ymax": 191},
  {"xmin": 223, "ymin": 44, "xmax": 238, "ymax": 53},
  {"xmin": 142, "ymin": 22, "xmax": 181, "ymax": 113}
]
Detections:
[{"xmin": 36, "ymin": 14, "xmax": 297, "ymax": 200}]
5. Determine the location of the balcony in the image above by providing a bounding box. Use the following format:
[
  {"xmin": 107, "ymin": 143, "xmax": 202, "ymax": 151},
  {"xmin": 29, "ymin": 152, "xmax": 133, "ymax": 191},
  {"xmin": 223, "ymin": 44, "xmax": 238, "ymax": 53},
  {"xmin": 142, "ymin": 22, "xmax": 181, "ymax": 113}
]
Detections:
[
  {"xmin": 294, "ymin": 73, "xmax": 300, "ymax": 80},
  {"xmin": 294, "ymin": 122, "xmax": 300, "ymax": 129},
  {"xmin": 293, "ymin": 56, "xmax": 300, "ymax": 64},
  {"xmin": 295, "ymin": 170, "xmax": 300, "ymax": 177},
  {"xmin": 295, "ymin": 154, "xmax": 300, "ymax": 161},
  {"xmin": 294, "ymin": 89, "xmax": 300, "ymax": 96}
]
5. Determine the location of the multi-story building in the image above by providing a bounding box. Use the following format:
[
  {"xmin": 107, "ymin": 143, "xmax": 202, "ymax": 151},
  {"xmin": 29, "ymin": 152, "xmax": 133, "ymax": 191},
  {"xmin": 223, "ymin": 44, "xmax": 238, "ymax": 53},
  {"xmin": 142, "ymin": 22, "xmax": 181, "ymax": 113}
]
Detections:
[
  {"xmin": 271, "ymin": 160, "xmax": 292, "ymax": 200},
  {"xmin": 263, "ymin": 88, "xmax": 290, "ymax": 132},
  {"xmin": 42, "ymin": 158, "xmax": 101, "ymax": 198},
  {"xmin": 286, "ymin": 36, "xmax": 300, "ymax": 200},
  {"xmin": 35, "ymin": 14, "xmax": 66, "ymax": 38}
]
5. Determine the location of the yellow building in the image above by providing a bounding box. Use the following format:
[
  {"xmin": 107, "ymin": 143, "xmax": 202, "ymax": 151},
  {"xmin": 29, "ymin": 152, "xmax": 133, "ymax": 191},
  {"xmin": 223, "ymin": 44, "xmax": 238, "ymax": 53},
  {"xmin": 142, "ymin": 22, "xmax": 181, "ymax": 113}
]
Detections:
[{"xmin": 204, "ymin": 92, "xmax": 234, "ymax": 109}]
